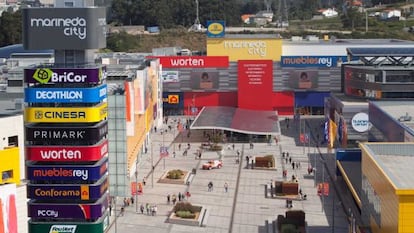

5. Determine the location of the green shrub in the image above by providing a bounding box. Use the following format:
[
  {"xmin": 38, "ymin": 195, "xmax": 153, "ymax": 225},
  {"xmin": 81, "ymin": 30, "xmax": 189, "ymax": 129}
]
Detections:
[
  {"xmin": 209, "ymin": 144, "xmax": 223, "ymax": 151},
  {"xmin": 173, "ymin": 202, "xmax": 202, "ymax": 213},
  {"xmin": 167, "ymin": 169, "xmax": 184, "ymax": 179},
  {"xmin": 175, "ymin": 210, "xmax": 196, "ymax": 219}
]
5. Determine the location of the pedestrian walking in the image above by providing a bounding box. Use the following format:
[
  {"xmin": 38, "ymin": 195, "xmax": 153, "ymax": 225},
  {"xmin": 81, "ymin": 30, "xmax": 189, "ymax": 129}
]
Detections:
[
  {"xmin": 232, "ymin": 144, "xmax": 235, "ymax": 150},
  {"xmin": 142, "ymin": 177, "xmax": 147, "ymax": 186},
  {"xmin": 178, "ymin": 143, "xmax": 181, "ymax": 150},
  {"xmin": 289, "ymin": 157, "xmax": 292, "ymax": 164},
  {"xmin": 185, "ymin": 191, "xmax": 191, "ymax": 199},
  {"xmin": 153, "ymin": 204, "xmax": 158, "ymax": 216},
  {"xmin": 146, "ymin": 203, "xmax": 150, "ymax": 215},
  {"xmin": 292, "ymin": 161, "xmax": 295, "ymax": 170},
  {"xmin": 120, "ymin": 207, "xmax": 125, "ymax": 216},
  {"xmin": 140, "ymin": 203, "xmax": 144, "ymax": 214},
  {"xmin": 173, "ymin": 151, "xmax": 176, "ymax": 158},
  {"xmin": 208, "ymin": 181, "xmax": 213, "ymax": 192},
  {"xmin": 178, "ymin": 192, "xmax": 182, "ymax": 201},
  {"xmin": 167, "ymin": 194, "xmax": 171, "ymax": 204},
  {"xmin": 224, "ymin": 182, "xmax": 229, "ymax": 192},
  {"xmin": 172, "ymin": 194, "xmax": 177, "ymax": 204},
  {"xmin": 130, "ymin": 196, "xmax": 134, "ymax": 205}
]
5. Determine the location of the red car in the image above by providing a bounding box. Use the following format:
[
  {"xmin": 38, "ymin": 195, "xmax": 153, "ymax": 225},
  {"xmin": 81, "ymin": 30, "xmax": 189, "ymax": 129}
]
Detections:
[{"xmin": 202, "ymin": 160, "xmax": 223, "ymax": 170}]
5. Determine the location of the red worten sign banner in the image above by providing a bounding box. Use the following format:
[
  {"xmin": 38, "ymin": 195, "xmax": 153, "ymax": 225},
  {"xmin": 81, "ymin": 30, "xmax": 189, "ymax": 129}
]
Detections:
[
  {"xmin": 26, "ymin": 139, "xmax": 108, "ymax": 162},
  {"xmin": 151, "ymin": 56, "xmax": 229, "ymax": 68}
]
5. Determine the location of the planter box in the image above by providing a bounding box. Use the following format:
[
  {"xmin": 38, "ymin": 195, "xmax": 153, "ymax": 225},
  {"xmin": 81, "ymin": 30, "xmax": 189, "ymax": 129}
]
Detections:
[
  {"xmin": 158, "ymin": 170, "xmax": 189, "ymax": 185},
  {"xmin": 168, "ymin": 205, "xmax": 206, "ymax": 227}
]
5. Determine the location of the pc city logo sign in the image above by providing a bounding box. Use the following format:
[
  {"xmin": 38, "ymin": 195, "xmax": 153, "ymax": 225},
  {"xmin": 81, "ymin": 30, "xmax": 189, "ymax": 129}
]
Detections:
[{"xmin": 49, "ymin": 225, "xmax": 76, "ymax": 233}]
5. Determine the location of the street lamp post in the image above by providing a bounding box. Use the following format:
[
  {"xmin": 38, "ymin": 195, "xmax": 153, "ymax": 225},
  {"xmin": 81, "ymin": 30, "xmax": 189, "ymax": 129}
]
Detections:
[{"xmin": 135, "ymin": 159, "xmax": 138, "ymax": 213}]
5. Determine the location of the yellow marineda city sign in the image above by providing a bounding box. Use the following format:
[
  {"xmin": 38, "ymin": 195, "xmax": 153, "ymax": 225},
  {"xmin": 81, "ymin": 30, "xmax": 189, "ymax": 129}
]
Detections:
[{"xmin": 25, "ymin": 102, "xmax": 108, "ymax": 123}]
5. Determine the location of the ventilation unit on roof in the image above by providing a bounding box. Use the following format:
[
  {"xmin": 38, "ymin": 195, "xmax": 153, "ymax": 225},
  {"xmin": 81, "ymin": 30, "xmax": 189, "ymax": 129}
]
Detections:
[{"xmin": 398, "ymin": 112, "xmax": 412, "ymax": 122}]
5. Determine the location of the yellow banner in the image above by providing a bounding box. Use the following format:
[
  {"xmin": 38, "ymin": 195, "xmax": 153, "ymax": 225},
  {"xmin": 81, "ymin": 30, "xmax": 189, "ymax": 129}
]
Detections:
[
  {"xmin": 207, "ymin": 38, "xmax": 282, "ymax": 61},
  {"xmin": 25, "ymin": 102, "xmax": 107, "ymax": 123}
]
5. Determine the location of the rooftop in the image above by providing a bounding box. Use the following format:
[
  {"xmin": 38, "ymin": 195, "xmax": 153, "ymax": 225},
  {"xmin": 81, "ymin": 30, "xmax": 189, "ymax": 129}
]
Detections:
[
  {"xmin": 361, "ymin": 142, "xmax": 414, "ymax": 190},
  {"xmin": 370, "ymin": 101, "xmax": 414, "ymax": 129}
]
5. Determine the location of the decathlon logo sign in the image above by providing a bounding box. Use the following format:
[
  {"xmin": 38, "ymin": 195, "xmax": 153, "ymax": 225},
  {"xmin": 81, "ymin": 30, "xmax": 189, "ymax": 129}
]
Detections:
[
  {"xmin": 49, "ymin": 225, "xmax": 76, "ymax": 233},
  {"xmin": 36, "ymin": 90, "xmax": 82, "ymax": 100},
  {"xmin": 31, "ymin": 17, "xmax": 86, "ymax": 40},
  {"xmin": 351, "ymin": 112, "xmax": 370, "ymax": 132}
]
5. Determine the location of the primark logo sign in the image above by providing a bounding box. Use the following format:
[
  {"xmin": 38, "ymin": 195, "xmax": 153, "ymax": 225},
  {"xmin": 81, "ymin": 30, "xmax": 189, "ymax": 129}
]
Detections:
[{"xmin": 30, "ymin": 17, "xmax": 86, "ymax": 40}]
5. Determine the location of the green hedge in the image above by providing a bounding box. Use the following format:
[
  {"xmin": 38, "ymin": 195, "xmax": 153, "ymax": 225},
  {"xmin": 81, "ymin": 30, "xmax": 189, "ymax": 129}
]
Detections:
[
  {"xmin": 167, "ymin": 169, "xmax": 184, "ymax": 179},
  {"xmin": 175, "ymin": 210, "xmax": 196, "ymax": 219}
]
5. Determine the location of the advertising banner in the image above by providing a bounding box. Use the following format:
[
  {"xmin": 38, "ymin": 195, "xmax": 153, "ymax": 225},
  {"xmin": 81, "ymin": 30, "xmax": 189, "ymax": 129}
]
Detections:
[
  {"xmin": 22, "ymin": 7, "xmax": 107, "ymax": 50},
  {"xmin": 207, "ymin": 38, "xmax": 282, "ymax": 61},
  {"xmin": 27, "ymin": 176, "xmax": 108, "ymax": 201},
  {"xmin": 28, "ymin": 193, "xmax": 108, "ymax": 220},
  {"xmin": 24, "ymin": 84, "xmax": 107, "ymax": 103},
  {"xmin": 0, "ymin": 184, "xmax": 17, "ymax": 233},
  {"xmin": 24, "ymin": 102, "xmax": 107, "ymax": 123},
  {"xmin": 281, "ymin": 56, "xmax": 346, "ymax": 68},
  {"xmin": 190, "ymin": 71, "xmax": 219, "ymax": 90},
  {"xmin": 237, "ymin": 60, "xmax": 273, "ymax": 110},
  {"xmin": 26, "ymin": 139, "xmax": 108, "ymax": 162},
  {"xmin": 207, "ymin": 20, "xmax": 225, "ymax": 38},
  {"xmin": 28, "ymin": 214, "xmax": 109, "ymax": 233},
  {"xmin": 27, "ymin": 157, "xmax": 108, "ymax": 182},
  {"xmin": 162, "ymin": 71, "xmax": 179, "ymax": 83},
  {"xmin": 25, "ymin": 120, "xmax": 108, "ymax": 143},
  {"xmin": 288, "ymin": 70, "xmax": 319, "ymax": 90},
  {"xmin": 24, "ymin": 66, "xmax": 106, "ymax": 85},
  {"xmin": 154, "ymin": 56, "xmax": 229, "ymax": 68}
]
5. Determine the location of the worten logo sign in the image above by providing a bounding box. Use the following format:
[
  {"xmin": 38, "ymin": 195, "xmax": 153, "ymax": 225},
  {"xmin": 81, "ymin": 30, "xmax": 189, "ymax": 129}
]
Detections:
[
  {"xmin": 27, "ymin": 176, "xmax": 109, "ymax": 201},
  {"xmin": 25, "ymin": 120, "xmax": 108, "ymax": 142},
  {"xmin": 26, "ymin": 139, "xmax": 108, "ymax": 162},
  {"xmin": 24, "ymin": 84, "xmax": 107, "ymax": 103},
  {"xmin": 153, "ymin": 56, "xmax": 229, "ymax": 68},
  {"xmin": 24, "ymin": 102, "xmax": 108, "ymax": 123},
  {"xmin": 24, "ymin": 67, "xmax": 106, "ymax": 84},
  {"xmin": 27, "ymin": 157, "xmax": 108, "ymax": 182}
]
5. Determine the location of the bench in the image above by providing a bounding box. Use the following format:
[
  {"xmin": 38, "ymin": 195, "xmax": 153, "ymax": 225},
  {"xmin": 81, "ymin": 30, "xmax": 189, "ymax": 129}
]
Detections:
[
  {"xmin": 186, "ymin": 173, "xmax": 195, "ymax": 185},
  {"xmin": 200, "ymin": 207, "xmax": 210, "ymax": 227}
]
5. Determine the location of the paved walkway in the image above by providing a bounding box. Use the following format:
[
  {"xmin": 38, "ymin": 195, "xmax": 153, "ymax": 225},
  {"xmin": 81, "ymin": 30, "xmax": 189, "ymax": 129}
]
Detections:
[{"xmin": 106, "ymin": 116, "xmax": 352, "ymax": 233}]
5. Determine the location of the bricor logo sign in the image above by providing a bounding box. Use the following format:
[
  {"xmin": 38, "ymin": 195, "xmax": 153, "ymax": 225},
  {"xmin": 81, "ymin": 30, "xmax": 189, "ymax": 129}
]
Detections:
[
  {"xmin": 32, "ymin": 68, "xmax": 88, "ymax": 84},
  {"xmin": 49, "ymin": 225, "xmax": 77, "ymax": 233},
  {"xmin": 31, "ymin": 17, "xmax": 86, "ymax": 40}
]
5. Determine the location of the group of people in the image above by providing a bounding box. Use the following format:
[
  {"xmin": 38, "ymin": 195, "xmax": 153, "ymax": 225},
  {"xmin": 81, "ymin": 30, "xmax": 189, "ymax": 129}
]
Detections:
[
  {"xmin": 139, "ymin": 203, "xmax": 158, "ymax": 216},
  {"xmin": 207, "ymin": 181, "xmax": 229, "ymax": 192},
  {"xmin": 167, "ymin": 192, "xmax": 191, "ymax": 204}
]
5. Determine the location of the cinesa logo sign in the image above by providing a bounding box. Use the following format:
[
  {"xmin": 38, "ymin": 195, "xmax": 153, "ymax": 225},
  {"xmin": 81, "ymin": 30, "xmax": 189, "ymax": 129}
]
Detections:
[{"xmin": 30, "ymin": 17, "xmax": 86, "ymax": 40}]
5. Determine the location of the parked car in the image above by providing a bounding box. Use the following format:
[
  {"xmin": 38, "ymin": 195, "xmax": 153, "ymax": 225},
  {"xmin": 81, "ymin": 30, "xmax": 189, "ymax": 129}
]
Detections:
[{"xmin": 202, "ymin": 160, "xmax": 223, "ymax": 170}]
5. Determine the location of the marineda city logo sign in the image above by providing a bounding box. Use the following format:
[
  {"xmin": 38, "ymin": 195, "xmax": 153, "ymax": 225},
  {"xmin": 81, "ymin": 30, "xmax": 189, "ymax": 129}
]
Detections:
[{"xmin": 30, "ymin": 17, "xmax": 86, "ymax": 40}]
